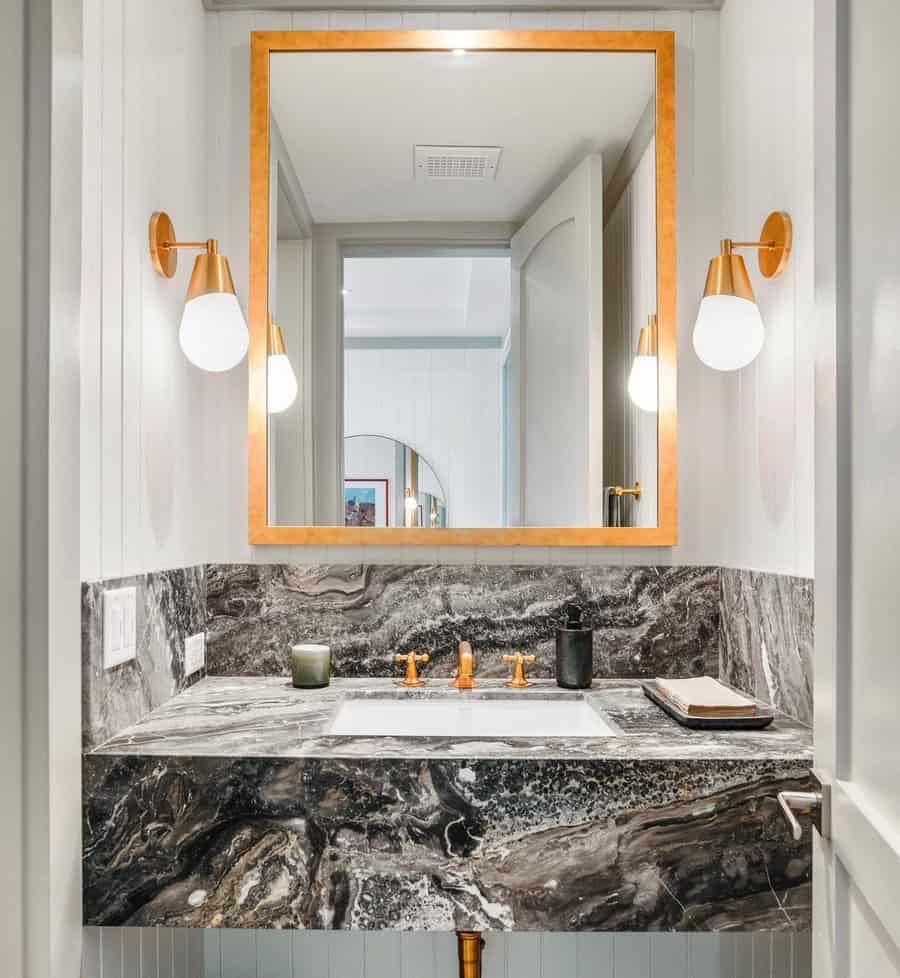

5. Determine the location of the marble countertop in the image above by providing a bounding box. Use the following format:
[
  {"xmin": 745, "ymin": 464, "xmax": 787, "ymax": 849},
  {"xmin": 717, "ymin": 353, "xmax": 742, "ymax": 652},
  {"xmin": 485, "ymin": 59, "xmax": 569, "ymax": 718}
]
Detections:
[{"xmin": 88, "ymin": 677, "xmax": 813, "ymax": 762}]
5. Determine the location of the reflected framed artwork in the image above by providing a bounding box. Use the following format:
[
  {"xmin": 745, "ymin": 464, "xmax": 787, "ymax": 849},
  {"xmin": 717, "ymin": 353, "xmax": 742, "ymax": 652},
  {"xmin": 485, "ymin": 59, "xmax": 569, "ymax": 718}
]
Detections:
[{"xmin": 344, "ymin": 479, "xmax": 389, "ymax": 527}]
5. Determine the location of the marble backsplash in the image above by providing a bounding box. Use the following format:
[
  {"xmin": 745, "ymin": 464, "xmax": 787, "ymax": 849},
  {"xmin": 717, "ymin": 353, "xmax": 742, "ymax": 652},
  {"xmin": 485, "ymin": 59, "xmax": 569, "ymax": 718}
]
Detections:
[
  {"xmin": 82, "ymin": 566, "xmax": 206, "ymax": 750},
  {"xmin": 719, "ymin": 568, "xmax": 814, "ymax": 725},
  {"xmin": 82, "ymin": 563, "xmax": 814, "ymax": 748},
  {"xmin": 205, "ymin": 564, "xmax": 722, "ymax": 682}
]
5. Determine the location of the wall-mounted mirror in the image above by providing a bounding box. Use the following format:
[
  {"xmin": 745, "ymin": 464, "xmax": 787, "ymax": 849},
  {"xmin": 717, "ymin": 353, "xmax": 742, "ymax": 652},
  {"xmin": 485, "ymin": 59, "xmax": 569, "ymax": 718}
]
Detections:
[{"xmin": 250, "ymin": 31, "xmax": 676, "ymax": 546}]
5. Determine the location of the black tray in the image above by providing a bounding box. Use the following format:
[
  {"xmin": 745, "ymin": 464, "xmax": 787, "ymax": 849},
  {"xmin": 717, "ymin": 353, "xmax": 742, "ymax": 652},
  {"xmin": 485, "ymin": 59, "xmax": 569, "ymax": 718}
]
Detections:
[{"xmin": 641, "ymin": 680, "xmax": 776, "ymax": 730}]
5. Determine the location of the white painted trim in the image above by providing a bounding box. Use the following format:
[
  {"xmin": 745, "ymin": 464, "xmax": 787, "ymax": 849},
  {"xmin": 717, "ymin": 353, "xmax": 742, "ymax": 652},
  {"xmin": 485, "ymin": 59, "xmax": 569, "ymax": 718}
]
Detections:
[{"xmin": 832, "ymin": 781, "xmax": 900, "ymax": 956}]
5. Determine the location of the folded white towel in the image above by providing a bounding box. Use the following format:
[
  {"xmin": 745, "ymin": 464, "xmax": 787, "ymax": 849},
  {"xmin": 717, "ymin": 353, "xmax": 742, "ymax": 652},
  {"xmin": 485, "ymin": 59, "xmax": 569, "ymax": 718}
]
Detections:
[{"xmin": 654, "ymin": 676, "xmax": 758, "ymax": 717}]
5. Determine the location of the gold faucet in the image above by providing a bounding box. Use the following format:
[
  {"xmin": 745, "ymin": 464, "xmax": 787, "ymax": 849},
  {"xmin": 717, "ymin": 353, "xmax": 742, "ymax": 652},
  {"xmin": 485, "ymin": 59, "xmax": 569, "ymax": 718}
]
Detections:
[
  {"xmin": 395, "ymin": 651, "xmax": 429, "ymax": 687},
  {"xmin": 451, "ymin": 640, "xmax": 476, "ymax": 689},
  {"xmin": 502, "ymin": 652, "xmax": 536, "ymax": 688}
]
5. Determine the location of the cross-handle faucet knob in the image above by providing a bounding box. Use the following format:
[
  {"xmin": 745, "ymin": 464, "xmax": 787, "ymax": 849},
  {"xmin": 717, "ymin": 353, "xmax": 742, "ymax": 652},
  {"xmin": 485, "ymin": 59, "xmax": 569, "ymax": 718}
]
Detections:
[
  {"xmin": 502, "ymin": 652, "xmax": 536, "ymax": 689},
  {"xmin": 395, "ymin": 651, "xmax": 430, "ymax": 687}
]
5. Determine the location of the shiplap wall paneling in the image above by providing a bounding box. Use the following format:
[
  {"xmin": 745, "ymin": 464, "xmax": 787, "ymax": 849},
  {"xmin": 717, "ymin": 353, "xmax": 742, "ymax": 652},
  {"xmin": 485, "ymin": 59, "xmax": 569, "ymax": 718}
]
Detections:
[
  {"xmin": 717, "ymin": 0, "xmax": 815, "ymax": 577},
  {"xmin": 81, "ymin": 0, "xmax": 211, "ymax": 582},
  {"xmin": 91, "ymin": 929, "xmax": 812, "ymax": 978}
]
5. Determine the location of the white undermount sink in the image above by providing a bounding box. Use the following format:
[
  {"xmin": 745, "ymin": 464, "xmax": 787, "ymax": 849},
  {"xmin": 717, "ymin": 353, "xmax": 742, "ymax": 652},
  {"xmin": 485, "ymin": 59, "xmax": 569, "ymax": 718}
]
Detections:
[{"xmin": 327, "ymin": 695, "xmax": 619, "ymax": 738}]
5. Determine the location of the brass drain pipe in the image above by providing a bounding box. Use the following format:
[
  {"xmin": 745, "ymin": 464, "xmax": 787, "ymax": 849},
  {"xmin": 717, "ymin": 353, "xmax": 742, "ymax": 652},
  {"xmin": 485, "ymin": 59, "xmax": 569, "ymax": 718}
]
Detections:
[{"xmin": 456, "ymin": 931, "xmax": 485, "ymax": 978}]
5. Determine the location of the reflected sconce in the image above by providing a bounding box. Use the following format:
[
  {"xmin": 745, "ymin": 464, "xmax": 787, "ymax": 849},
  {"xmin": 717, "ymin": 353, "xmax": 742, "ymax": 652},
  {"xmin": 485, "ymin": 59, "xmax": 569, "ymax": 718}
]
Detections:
[
  {"xmin": 693, "ymin": 211, "xmax": 792, "ymax": 371},
  {"xmin": 266, "ymin": 315, "xmax": 298, "ymax": 414},
  {"xmin": 404, "ymin": 487, "xmax": 418, "ymax": 512},
  {"xmin": 627, "ymin": 313, "xmax": 658, "ymax": 413},
  {"xmin": 148, "ymin": 211, "xmax": 249, "ymax": 372}
]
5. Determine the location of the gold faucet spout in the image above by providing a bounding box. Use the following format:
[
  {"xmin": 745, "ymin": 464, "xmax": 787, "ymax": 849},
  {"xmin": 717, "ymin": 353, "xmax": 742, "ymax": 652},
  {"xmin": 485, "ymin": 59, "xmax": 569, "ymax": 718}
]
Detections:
[{"xmin": 452, "ymin": 640, "xmax": 476, "ymax": 689}]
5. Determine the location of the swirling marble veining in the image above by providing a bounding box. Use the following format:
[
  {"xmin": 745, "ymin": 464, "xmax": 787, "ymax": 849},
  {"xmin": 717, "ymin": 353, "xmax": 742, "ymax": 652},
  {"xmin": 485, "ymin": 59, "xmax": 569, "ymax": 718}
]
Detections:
[
  {"xmin": 83, "ymin": 677, "xmax": 813, "ymax": 932},
  {"xmin": 718, "ymin": 569, "xmax": 814, "ymax": 724},
  {"xmin": 90, "ymin": 677, "xmax": 813, "ymax": 763},
  {"xmin": 82, "ymin": 566, "xmax": 206, "ymax": 749},
  {"xmin": 205, "ymin": 564, "xmax": 721, "ymax": 681}
]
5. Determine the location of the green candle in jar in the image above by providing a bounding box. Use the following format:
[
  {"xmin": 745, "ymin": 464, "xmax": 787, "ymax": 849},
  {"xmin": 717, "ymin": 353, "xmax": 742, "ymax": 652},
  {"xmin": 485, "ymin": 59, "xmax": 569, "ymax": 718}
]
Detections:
[{"xmin": 291, "ymin": 644, "xmax": 331, "ymax": 689}]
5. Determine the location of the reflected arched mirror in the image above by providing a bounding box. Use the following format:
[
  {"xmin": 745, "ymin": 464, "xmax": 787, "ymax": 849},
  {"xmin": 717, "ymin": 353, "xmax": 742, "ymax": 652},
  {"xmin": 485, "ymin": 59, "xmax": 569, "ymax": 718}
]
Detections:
[{"xmin": 344, "ymin": 435, "xmax": 447, "ymax": 529}]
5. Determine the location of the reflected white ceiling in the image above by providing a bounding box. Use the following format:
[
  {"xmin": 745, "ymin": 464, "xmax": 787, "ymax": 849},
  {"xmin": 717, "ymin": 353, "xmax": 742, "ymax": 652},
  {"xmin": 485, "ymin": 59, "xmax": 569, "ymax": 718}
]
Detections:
[
  {"xmin": 270, "ymin": 51, "xmax": 654, "ymax": 223},
  {"xmin": 344, "ymin": 256, "xmax": 510, "ymax": 338}
]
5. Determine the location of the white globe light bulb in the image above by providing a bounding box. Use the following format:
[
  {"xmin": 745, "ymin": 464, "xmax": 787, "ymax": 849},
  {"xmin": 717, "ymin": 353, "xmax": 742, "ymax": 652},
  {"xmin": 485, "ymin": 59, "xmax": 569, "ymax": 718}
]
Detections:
[
  {"xmin": 267, "ymin": 353, "xmax": 298, "ymax": 414},
  {"xmin": 179, "ymin": 292, "xmax": 249, "ymax": 372},
  {"xmin": 692, "ymin": 294, "xmax": 765, "ymax": 371},
  {"xmin": 627, "ymin": 354, "xmax": 658, "ymax": 412}
]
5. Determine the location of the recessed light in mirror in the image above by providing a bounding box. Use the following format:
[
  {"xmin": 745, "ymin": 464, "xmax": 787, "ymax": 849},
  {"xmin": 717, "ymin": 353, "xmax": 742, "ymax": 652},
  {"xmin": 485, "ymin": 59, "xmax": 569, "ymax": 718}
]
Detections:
[{"xmin": 452, "ymin": 49, "xmax": 467, "ymax": 57}]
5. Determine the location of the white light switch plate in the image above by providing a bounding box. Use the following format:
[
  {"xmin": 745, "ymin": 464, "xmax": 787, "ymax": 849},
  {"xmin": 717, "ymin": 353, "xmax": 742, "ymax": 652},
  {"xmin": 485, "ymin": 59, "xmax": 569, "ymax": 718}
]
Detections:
[
  {"xmin": 184, "ymin": 632, "xmax": 206, "ymax": 677},
  {"xmin": 103, "ymin": 586, "xmax": 137, "ymax": 670}
]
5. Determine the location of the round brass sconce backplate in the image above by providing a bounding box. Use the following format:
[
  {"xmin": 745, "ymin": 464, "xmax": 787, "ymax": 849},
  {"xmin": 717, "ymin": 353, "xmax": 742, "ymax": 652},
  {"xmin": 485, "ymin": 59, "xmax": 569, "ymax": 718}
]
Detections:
[
  {"xmin": 758, "ymin": 210, "xmax": 792, "ymax": 279},
  {"xmin": 149, "ymin": 210, "xmax": 177, "ymax": 278}
]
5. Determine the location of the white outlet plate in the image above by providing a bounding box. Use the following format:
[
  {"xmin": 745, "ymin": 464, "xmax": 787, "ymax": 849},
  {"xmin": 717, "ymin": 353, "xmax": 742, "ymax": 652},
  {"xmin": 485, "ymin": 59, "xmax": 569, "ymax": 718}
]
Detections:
[
  {"xmin": 103, "ymin": 586, "xmax": 137, "ymax": 670},
  {"xmin": 184, "ymin": 632, "xmax": 206, "ymax": 677}
]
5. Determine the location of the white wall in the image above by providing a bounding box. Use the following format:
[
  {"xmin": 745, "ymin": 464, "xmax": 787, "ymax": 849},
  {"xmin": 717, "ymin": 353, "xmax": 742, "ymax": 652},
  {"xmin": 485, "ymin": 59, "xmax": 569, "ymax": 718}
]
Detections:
[
  {"xmin": 717, "ymin": 0, "xmax": 815, "ymax": 577},
  {"xmin": 345, "ymin": 347, "xmax": 501, "ymax": 527},
  {"xmin": 204, "ymin": 6, "xmax": 731, "ymax": 566},
  {"xmin": 80, "ymin": 0, "xmax": 216, "ymax": 581}
]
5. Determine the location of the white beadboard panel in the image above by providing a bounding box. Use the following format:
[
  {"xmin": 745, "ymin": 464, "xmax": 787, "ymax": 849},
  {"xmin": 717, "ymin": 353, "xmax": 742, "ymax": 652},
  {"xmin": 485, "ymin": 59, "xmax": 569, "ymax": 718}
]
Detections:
[
  {"xmin": 292, "ymin": 931, "xmax": 331, "ymax": 978},
  {"xmin": 258, "ymin": 930, "xmax": 293, "ymax": 978},
  {"xmin": 220, "ymin": 929, "xmax": 258, "ymax": 978},
  {"xmin": 613, "ymin": 933, "xmax": 651, "ymax": 978},
  {"xmin": 142, "ymin": 929, "xmax": 160, "ymax": 978},
  {"xmin": 717, "ymin": 0, "xmax": 815, "ymax": 578},
  {"xmin": 122, "ymin": 929, "xmax": 141, "ymax": 978},
  {"xmin": 506, "ymin": 933, "xmax": 541, "ymax": 978},
  {"xmin": 576, "ymin": 932, "xmax": 614, "ymax": 976},
  {"xmin": 204, "ymin": 930, "xmax": 223, "ymax": 978},
  {"xmin": 479, "ymin": 932, "xmax": 506, "ymax": 978},
  {"xmin": 651, "ymin": 932, "xmax": 688, "ymax": 978},
  {"xmin": 158, "ymin": 928, "xmax": 175, "ymax": 978},
  {"xmin": 328, "ymin": 930, "xmax": 365, "ymax": 978},
  {"xmin": 400, "ymin": 931, "xmax": 435, "ymax": 978},
  {"xmin": 86, "ymin": 928, "xmax": 812, "ymax": 977},
  {"xmin": 542, "ymin": 932, "xmax": 578, "ymax": 975},
  {"xmin": 80, "ymin": 0, "xmax": 212, "ymax": 581},
  {"xmin": 363, "ymin": 931, "xmax": 401, "ymax": 977}
]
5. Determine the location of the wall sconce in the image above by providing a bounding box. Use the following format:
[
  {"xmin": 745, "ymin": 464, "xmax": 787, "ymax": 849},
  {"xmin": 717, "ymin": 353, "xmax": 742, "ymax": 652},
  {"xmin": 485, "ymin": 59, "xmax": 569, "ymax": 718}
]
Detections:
[
  {"xmin": 149, "ymin": 211, "xmax": 248, "ymax": 372},
  {"xmin": 693, "ymin": 211, "xmax": 792, "ymax": 371},
  {"xmin": 267, "ymin": 314, "xmax": 298, "ymax": 414},
  {"xmin": 627, "ymin": 313, "xmax": 658, "ymax": 413}
]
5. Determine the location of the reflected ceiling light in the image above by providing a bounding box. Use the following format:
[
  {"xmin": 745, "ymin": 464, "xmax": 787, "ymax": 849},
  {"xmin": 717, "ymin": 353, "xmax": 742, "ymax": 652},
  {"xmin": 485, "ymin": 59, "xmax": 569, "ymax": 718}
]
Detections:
[
  {"xmin": 266, "ymin": 315, "xmax": 298, "ymax": 414},
  {"xmin": 628, "ymin": 314, "xmax": 658, "ymax": 413},
  {"xmin": 693, "ymin": 211, "xmax": 792, "ymax": 371},
  {"xmin": 452, "ymin": 48, "xmax": 467, "ymax": 57},
  {"xmin": 404, "ymin": 488, "xmax": 418, "ymax": 511},
  {"xmin": 149, "ymin": 211, "xmax": 248, "ymax": 372},
  {"xmin": 341, "ymin": 288, "xmax": 351, "ymax": 296}
]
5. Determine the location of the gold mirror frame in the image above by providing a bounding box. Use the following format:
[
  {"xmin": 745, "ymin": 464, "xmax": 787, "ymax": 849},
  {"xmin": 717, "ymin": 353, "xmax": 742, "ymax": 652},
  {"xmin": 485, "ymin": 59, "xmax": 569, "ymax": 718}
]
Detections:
[{"xmin": 249, "ymin": 29, "xmax": 676, "ymax": 546}]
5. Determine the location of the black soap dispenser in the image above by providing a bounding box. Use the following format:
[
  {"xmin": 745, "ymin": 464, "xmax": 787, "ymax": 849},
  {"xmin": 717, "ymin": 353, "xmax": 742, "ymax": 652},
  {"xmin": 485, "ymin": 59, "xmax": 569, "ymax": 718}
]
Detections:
[{"xmin": 555, "ymin": 603, "xmax": 593, "ymax": 689}]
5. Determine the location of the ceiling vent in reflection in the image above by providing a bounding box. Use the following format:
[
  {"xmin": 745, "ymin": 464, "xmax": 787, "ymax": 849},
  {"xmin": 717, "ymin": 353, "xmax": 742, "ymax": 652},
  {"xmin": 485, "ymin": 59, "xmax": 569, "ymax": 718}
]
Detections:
[{"xmin": 414, "ymin": 145, "xmax": 502, "ymax": 182}]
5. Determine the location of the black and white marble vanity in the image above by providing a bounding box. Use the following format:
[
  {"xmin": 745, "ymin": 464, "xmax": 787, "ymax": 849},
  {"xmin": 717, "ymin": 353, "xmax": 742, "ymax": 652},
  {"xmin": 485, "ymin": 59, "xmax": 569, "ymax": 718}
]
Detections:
[{"xmin": 82, "ymin": 678, "xmax": 813, "ymax": 932}]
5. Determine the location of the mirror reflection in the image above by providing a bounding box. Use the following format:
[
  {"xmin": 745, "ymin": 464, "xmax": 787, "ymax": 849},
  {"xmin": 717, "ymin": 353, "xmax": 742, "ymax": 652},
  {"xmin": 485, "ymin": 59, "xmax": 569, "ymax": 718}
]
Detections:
[
  {"xmin": 344, "ymin": 435, "xmax": 447, "ymax": 529},
  {"xmin": 267, "ymin": 50, "xmax": 659, "ymax": 529}
]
